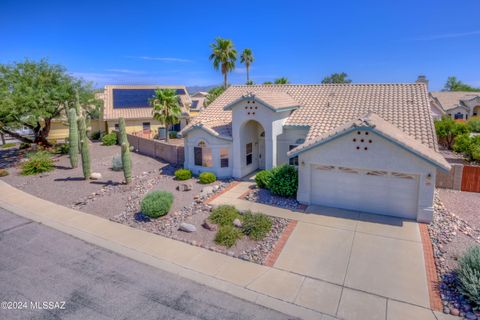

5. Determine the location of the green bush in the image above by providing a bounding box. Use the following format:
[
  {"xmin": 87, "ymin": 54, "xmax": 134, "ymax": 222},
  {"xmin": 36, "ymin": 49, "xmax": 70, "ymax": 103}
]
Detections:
[
  {"xmin": 467, "ymin": 117, "xmax": 480, "ymax": 133},
  {"xmin": 175, "ymin": 168, "xmax": 192, "ymax": 180},
  {"xmin": 269, "ymin": 164, "xmax": 298, "ymax": 197},
  {"xmin": 199, "ymin": 171, "xmax": 216, "ymax": 184},
  {"xmin": 1, "ymin": 143, "xmax": 16, "ymax": 149},
  {"xmin": 0, "ymin": 168, "xmax": 9, "ymax": 177},
  {"xmin": 102, "ymin": 132, "xmax": 117, "ymax": 146},
  {"xmin": 210, "ymin": 205, "xmax": 241, "ymax": 226},
  {"xmin": 255, "ymin": 170, "xmax": 273, "ymax": 189},
  {"xmin": 242, "ymin": 211, "xmax": 273, "ymax": 240},
  {"xmin": 111, "ymin": 155, "xmax": 123, "ymax": 171},
  {"xmin": 91, "ymin": 131, "xmax": 102, "ymax": 140},
  {"xmin": 169, "ymin": 131, "xmax": 178, "ymax": 139},
  {"xmin": 55, "ymin": 143, "xmax": 69, "ymax": 155},
  {"xmin": 19, "ymin": 142, "xmax": 31, "ymax": 150},
  {"xmin": 214, "ymin": 225, "xmax": 243, "ymax": 247},
  {"xmin": 21, "ymin": 151, "xmax": 54, "ymax": 175},
  {"xmin": 453, "ymin": 134, "xmax": 480, "ymax": 161},
  {"xmin": 140, "ymin": 191, "xmax": 174, "ymax": 218},
  {"xmin": 457, "ymin": 245, "xmax": 480, "ymax": 307}
]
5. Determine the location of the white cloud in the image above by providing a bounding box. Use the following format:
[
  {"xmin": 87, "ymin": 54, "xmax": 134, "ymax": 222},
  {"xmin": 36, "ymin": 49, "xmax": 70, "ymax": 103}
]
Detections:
[
  {"xmin": 409, "ymin": 30, "xmax": 480, "ymax": 41},
  {"xmin": 106, "ymin": 68, "xmax": 147, "ymax": 74}
]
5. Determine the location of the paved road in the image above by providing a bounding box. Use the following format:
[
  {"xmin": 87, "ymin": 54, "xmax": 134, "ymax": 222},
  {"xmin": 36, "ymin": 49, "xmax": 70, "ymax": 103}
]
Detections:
[{"xmin": 0, "ymin": 208, "xmax": 294, "ymax": 320}]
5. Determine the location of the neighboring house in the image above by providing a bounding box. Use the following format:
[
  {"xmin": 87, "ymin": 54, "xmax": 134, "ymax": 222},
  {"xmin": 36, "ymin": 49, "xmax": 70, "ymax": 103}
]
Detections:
[
  {"xmin": 189, "ymin": 92, "xmax": 208, "ymax": 116},
  {"xmin": 180, "ymin": 83, "xmax": 450, "ymax": 223},
  {"xmin": 430, "ymin": 91, "xmax": 480, "ymax": 120},
  {"xmin": 415, "ymin": 75, "xmax": 445, "ymax": 120},
  {"xmin": 101, "ymin": 85, "xmax": 192, "ymax": 137}
]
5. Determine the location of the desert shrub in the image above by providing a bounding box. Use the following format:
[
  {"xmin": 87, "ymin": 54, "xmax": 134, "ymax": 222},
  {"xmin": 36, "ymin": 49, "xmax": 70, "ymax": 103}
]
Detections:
[
  {"xmin": 452, "ymin": 135, "xmax": 480, "ymax": 161},
  {"xmin": 55, "ymin": 143, "xmax": 69, "ymax": 155},
  {"xmin": 140, "ymin": 191, "xmax": 174, "ymax": 218},
  {"xmin": 169, "ymin": 131, "xmax": 178, "ymax": 139},
  {"xmin": 1, "ymin": 143, "xmax": 16, "ymax": 149},
  {"xmin": 269, "ymin": 164, "xmax": 298, "ymax": 197},
  {"xmin": 255, "ymin": 170, "xmax": 273, "ymax": 189},
  {"xmin": 102, "ymin": 132, "xmax": 117, "ymax": 146},
  {"xmin": 111, "ymin": 155, "xmax": 123, "ymax": 171},
  {"xmin": 91, "ymin": 131, "xmax": 102, "ymax": 140},
  {"xmin": 175, "ymin": 168, "xmax": 192, "ymax": 180},
  {"xmin": 0, "ymin": 168, "xmax": 9, "ymax": 177},
  {"xmin": 21, "ymin": 151, "xmax": 54, "ymax": 175},
  {"xmin": 19, "ymin": 142, "xmax": 31, "ymax": 150},
  {"xmin": 242, "ymin": 211, "xmax": 273, "ymax": 240},
  {"xmin": 457, "ymin": 245, "xmax": 480, "ymax": 307},
  {"xmin": 467, "ymin": 117, "xmax": 480, "ymax": 133},
  {"xmin": 199, "ymin": 171, "xmax": 216, "ymax": 184},
  {"xmin": 210, "ymin": 205, "xmax": 240, "ymax": 226},
  {"xmin": 214, "ymin": 225, "xmax": 243, "ymax": 247}
]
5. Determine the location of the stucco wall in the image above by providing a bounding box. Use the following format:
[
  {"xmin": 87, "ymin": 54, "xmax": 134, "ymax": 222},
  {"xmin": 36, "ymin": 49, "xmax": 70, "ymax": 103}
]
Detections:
[
  {"xmin": 107, "ymin": 119, "xmax": 165, "ymax": 135},
  {"xmin": 127, "ymin": 133, "xmax": 184, "ymax": 165},
  {"xmin": 184, "ymin": 128, "xmax": 233, "ymax": 178},
  {"xmin": 296, "ymin": 129, "xmax": 438, "ymax": 222},
  {"xmin": 276, "ymin": 127, "xmax": 309, "ymax": 165}
]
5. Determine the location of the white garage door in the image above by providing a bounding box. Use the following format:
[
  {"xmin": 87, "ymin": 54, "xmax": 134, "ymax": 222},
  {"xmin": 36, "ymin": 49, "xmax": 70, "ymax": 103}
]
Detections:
[{"xmin": 310, "ymin": 165, "xmax": 419, "ymax": 219}]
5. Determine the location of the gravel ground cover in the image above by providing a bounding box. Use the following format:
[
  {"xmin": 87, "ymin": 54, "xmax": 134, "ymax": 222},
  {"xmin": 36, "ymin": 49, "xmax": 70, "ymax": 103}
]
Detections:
[
  {"xmin": 242, "ymin": 186, "xmax": 301, "ymax": 211},
  {"xmin": 429, "ymin": 190, "xmax": 480, "ymax": 319},
  {"xmin": 0, "ymin": 143, "xmax": 290, "ymax": 265}
]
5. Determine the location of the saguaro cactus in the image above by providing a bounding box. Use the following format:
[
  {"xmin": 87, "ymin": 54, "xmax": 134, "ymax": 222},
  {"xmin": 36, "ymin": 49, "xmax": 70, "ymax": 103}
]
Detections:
[
  {"xmin": 75, "ymin": 90, "xmax": 82, "ymax": 153},
  {"xmin": 119, "ymin": 118, "xmax": 132, "ymax": 184},
  {"xmin": 78, "ymin": 116, "xmax": 91, "ymax": 179},
  {"xmin": 67, "ymin": 108, "xmax": 79, "ymax": 168}
]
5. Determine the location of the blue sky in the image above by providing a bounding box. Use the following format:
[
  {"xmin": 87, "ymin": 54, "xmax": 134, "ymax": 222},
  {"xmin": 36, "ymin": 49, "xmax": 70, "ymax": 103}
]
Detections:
[{"xmin": 1, "ymin": 0, "xmax": 479, "ymax": 90}]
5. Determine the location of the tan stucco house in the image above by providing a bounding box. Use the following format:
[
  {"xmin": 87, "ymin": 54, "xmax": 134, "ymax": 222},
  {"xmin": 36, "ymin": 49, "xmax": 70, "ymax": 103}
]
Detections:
[
  {"xmin": 430, "ymin": 91, "xmax": 480, "ymax": 120},
  {"xmin": 101, "ymin": 85, "xmax": 192, "ymax": 138},
  {"xmin": 180, "ymin": 83, "xmax": 450, "ymax": 223}
]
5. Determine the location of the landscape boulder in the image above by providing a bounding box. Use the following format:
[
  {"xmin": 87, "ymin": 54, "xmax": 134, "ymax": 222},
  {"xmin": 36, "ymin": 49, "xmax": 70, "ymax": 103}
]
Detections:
[
  {"xmin": 90, "ymin": 172, "xmax": 102, "ymax": 180},
  {"xmin": 202, "ymin": 219, "xmax": 217, "ymax": 231},
  {"xmin": 179, "ymin": 222, "xmax": 196, "ymax": 233},
  {"xmin": 233, "ymin": 218, "xmax": 243, "ymax": 228},
  {"xmin": 176, "ymin": 183, "xmax": 192, "ymax": 191}
]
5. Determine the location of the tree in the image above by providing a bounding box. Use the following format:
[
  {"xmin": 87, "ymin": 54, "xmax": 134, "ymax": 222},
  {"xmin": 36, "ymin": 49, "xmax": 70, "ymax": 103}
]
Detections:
[
  {"xmin": 444, "ymin": 76, "xmax": 480, "ymax": 92},
  {"xmin": 209, "ymin": 38, "xmax": 237, "ymax": 89},
  {"xmin": 205, "ymin": 86, "xmax": 225, "ymax": 106},
  {"xmin": 321, "ymin": 72, "xmax": 352, "ymax": 84},
  {"xmin": 240, "ymin": 48, "xmax": 254, "ymax": 84},
  {"xmin": 434, "ymin": 116, "xmax": 470, "ymax": 149},
  {"xmin": 263, "ymin": 81, "xmax": 273, "ymax": 85},
  {"xmin": 150, "ymin": 89, "xmax": 182, "ymax": 143},
  {"xmin": 0, "ymin": 59, "xmax": 99, "ymax": 146},
  {"xmin": 274, "ymin": 77, "xmax": 289, "ymax": 84}
]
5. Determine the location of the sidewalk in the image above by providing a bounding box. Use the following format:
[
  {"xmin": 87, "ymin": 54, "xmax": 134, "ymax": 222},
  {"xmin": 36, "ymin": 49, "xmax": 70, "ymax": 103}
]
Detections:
[{"xmin": 0, "ymin": 181, "xmax": 455, "ymax": 320}]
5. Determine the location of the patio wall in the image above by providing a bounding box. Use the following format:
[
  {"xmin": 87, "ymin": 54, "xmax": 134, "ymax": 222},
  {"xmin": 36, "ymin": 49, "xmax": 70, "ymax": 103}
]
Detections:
[
  {"xmin": 436, "ymin": 164, "xmax": 463, "ymax": 190},
  {"xmin": 126, "ymin": 133, "xmax": 184, "ymax": 165}
]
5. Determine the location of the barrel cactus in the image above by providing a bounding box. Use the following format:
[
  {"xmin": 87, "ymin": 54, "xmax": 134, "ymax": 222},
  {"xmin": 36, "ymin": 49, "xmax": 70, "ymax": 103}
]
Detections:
[
  {"xmin": 67, "ymin": 108, "xmax": 79, "ymax": 168},
  {"xmin": 78, "ymin": 116, "xmax": 91, "ymax": 179},
  {"xmin": 119, "ymin": 118, "xmax": 132, "ymax": 184}
]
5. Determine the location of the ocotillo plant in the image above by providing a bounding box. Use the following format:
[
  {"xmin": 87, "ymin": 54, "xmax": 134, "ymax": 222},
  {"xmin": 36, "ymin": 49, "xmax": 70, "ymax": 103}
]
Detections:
[
  {"xmin": 67, "ymin": 108, "xmax": 79, "ymax": 168},
  {"xmin": 78, "ymin": 116, "xmax": 91, "ymax": 179},
  {"xmin": 118, "ymin": 118, "xmax": 132, "ymax": 184}
]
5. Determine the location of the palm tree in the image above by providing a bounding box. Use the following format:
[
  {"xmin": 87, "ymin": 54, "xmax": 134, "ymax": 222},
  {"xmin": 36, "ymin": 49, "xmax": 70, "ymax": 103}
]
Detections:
[
  {"xmin": 240, "ymin": 48, "xmax": 254, "ymax": 84},
  {"xmin": 150, "ymin": 89, "xmax": 182, "ymax": 143},
  {"xmin": 274, "ymin": 77, "xmax": 289, "ymax": 84},
  {"xmin": 209, "ymin": 37, "xmax": 237, "ymax": 89}
]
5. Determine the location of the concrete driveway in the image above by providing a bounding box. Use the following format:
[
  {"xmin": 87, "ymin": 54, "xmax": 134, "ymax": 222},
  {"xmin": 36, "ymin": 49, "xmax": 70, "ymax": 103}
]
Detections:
[{"xmin": 274, "ymin": 205, "xmax": 430, "ymax": 318}]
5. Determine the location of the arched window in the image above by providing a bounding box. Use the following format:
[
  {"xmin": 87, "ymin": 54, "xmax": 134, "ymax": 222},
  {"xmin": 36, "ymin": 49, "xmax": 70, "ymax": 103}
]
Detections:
[{"xmin": 194, "ymin": 141, "xmax": 213, "ymax": 167}]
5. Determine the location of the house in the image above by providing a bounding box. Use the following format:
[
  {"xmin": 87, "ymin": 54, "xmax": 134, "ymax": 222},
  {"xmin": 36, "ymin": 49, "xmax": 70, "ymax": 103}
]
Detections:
[
  {"xmin": 429, "ymin": 91, "xmax": 480, "ymax": 120},
  {"xmin": 189, "ymin": 91, "xmax": 208, "ymax": 116},
  {"xmin": 101, "ymin": 85, "xmax": 192, "ymax": 137},
  {"xmin": 180, "ymin": 83, "xmax": 450, "ymax": 223}
]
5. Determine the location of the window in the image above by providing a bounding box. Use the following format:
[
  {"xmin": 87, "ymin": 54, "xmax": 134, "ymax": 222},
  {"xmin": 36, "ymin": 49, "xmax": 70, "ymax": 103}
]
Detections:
[
  {"xmin": 454, "ymin": 112, "xmax": 464, "ymax": 120},
  {"xmin": 194, "ymin": 141, "xmax": 212, "ymax": 167},
  {"xmin": 114, "ymin": 123, "xmax": 119, "ymax": 130},
  {"xmin": 246, "ymin": 143, "xmax": 253, "ymax": 165},
  {"xmin": 142, "ymin": 122, "xmax": 151, "ymax": 132},
  {"xmin": 289, "ymin": 145, "xmax": 299, "ymax": 166},
  {"xmin": 220, "ymin": 148, "xmax": 229, "ymax": 168}
]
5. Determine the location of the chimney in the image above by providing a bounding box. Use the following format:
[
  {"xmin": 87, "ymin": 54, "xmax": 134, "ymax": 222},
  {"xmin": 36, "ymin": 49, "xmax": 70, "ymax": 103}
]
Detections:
[{"xmin": 416, "ymin": 75, "xmax": 429, "ymax": 89}]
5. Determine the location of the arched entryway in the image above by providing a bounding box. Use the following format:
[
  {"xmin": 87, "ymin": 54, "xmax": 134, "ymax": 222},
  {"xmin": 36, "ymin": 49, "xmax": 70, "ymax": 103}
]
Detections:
[
  {"xmin": 240, "ymin": 120, "xmax": 266, "ymax": 176},
  {"xmin": 473, "ymin": 105, "xmax": 480, "ymax": 117}
]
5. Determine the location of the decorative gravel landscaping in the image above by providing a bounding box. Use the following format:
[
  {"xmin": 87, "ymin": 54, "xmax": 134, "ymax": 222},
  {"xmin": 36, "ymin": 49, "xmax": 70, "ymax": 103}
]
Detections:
[
  {"xmin": 429, "ymin": 190, "xmax": 480, "ymax": 319},
  {"xmin": 0, "ymin": 143, "xmax": 291, "ymax": 265},
  {"xmin": 242, "ymin": 187, "xmax": 302, "ymax": 211}
]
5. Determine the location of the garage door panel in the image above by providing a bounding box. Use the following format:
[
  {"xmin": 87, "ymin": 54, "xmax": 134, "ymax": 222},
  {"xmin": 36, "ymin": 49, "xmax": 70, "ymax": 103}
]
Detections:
[{"xmin": 310, "ymin": 166, "xmax": 418, "ymax": 219}]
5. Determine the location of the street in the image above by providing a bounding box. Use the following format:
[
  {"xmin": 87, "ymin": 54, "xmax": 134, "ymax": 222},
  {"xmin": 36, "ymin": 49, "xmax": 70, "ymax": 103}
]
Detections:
[{"xmin": 0, "ymin": 208, "xmax": 294, "ymax": 320}]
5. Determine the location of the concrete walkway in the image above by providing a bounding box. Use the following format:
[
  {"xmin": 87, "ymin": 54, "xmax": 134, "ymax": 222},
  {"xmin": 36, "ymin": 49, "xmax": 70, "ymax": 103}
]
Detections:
[{"xmin": 0, "ymin": 180, "xmax": 455, "ymax": 320}]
